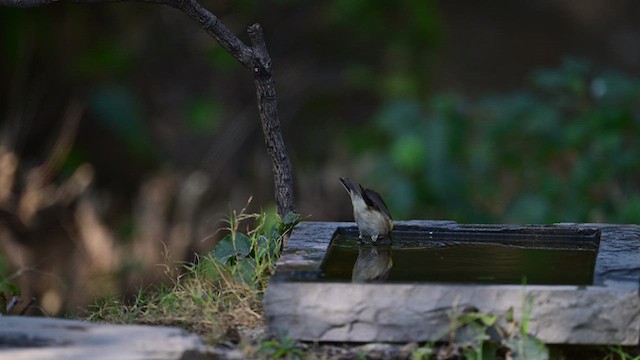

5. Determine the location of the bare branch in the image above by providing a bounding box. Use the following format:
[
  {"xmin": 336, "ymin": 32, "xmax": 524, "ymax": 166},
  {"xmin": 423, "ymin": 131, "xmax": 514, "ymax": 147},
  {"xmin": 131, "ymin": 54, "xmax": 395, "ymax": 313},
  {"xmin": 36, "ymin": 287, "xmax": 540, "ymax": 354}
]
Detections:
[
  {"xmin": 1, "ymin": 0, "xmax": 297, "ymax": 218},
  {"xmin": 247, "ymin": 24, "xmax": 295, "ymax": 217},
  {"xmin": 177, "ymin": 0, "xmax": 254, "ymax": 68},
  {"xmin": 248, "ymin": 24, "xmax": 271, "ymax": 76}
]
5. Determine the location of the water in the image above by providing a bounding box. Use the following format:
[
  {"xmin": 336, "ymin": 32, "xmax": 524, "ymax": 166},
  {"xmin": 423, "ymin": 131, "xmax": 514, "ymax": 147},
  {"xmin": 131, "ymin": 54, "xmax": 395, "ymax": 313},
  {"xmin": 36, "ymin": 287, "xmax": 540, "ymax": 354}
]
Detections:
[{"xmin": 320, "ymin": 227, "xmax": 599, "ymax": 285}]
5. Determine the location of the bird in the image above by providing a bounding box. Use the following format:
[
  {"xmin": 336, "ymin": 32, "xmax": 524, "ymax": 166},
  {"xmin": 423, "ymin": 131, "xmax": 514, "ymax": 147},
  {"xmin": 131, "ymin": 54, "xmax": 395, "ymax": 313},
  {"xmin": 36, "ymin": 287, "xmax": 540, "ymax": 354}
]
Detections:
[
  {"xmin": 339, "ymin": 177, "xmax": 394, "ymax": 242},
  {"xmin": 352, "ymin": 245, "xmax": 393, "ymax": 282}
]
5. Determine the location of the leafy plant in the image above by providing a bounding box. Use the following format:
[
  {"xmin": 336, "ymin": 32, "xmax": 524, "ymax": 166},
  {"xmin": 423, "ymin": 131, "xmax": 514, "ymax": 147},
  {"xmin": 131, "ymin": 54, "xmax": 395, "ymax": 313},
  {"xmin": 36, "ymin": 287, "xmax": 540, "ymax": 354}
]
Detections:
[
  {"xmin": 501, "ymin": 298, "xmax": 548, "ymax": 360},
  {"xmin": 211, "ymin": 202, "xmax": 300, "ymax": 289},
  {"xmin": 85, "ymin": 203, "xmax": 300, "ymax": 346},
  {"xmin": 0, "ymin": 263, "xmax": 33, "ymax": 316},
  {"xmin": 605, "ymin": 346, "xmax": 640, "ymax": 360},
  {"xmin": 0, "ymin": 274, "xmax": 20, "ymax": 314},
  {"xmin": 410, "ymin": 345, "xmax": 434, "ymax": 360},
  {"xmin": 352, "ymin": 58, "xmax": 640, "ymax": 224},
  {"xmin": 258, "ymin": 336, "xmax": 304, "ymax": 359},
  {"xmin": 412, "ymin": 292, "xmax": 548, "ymax": 360}
]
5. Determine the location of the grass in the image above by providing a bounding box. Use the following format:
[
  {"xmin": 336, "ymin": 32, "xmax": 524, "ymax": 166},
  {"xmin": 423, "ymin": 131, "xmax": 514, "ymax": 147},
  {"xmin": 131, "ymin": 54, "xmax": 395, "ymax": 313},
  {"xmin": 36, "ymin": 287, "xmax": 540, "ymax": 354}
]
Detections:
[{"xmin": 84, "ymin": 201, "xmax": 298, "ymax": 347}]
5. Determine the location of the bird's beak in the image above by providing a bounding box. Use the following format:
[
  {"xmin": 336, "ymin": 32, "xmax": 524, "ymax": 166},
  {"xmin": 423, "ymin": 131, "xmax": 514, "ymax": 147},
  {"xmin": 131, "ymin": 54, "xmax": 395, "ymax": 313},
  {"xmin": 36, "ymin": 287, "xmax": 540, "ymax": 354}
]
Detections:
[{"xmin": 339, "ymin": 177, "xmax": 357, "ymax": 194}]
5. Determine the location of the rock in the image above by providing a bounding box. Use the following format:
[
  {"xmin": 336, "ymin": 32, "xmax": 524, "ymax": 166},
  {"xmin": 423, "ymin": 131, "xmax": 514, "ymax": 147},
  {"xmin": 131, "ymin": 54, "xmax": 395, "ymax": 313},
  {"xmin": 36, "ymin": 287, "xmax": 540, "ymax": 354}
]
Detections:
[
  {"xmin": 265, "ymin": 221, "xmax": 640, "ymax": 345},
  {"xmin": 354, "ymin": 343, "xmax": 408, "ymax": 359},
  {"xmin": 0, "ymin": 316, "xmax": 217, "ymax": 359}
]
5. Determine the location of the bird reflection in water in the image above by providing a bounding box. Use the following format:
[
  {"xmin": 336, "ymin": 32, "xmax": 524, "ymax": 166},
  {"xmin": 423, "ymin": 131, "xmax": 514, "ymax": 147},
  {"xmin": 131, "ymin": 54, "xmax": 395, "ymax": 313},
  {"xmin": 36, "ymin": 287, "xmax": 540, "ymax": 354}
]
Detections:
[{"xmin": 351, "ymin": 245, "xmax": 393, "ymax": 282}]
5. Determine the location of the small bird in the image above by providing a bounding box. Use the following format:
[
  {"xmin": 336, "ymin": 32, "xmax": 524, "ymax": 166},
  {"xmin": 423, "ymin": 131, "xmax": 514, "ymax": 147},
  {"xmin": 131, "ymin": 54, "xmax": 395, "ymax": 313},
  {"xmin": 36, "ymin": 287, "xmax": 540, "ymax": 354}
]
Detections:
[
  {"xmin": 339, "ymin": 177, "xmax": 394, "ymax": 242},
  {"xmin": 352, "ymin": 245, "xmax": 393, "ymax": 282}
]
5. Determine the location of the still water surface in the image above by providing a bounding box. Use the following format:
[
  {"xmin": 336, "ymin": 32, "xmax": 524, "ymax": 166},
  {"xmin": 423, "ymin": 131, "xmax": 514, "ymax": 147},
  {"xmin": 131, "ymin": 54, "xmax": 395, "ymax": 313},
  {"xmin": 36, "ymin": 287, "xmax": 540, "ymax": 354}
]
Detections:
[{"xmin": 321, "ymin": 233, "xmax": 597, "ymax": 285}]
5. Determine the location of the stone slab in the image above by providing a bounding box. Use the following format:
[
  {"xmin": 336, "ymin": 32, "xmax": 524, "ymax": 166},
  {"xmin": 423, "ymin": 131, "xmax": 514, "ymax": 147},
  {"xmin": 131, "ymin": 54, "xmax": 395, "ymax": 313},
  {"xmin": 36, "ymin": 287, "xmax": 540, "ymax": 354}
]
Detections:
[
  {"xmin": 0, "ymin": 316, "xmax": 214, "ymax": 360},
  {"xmin": 264, "ymin": 221, "xmax": 640, "ymax": 345}
]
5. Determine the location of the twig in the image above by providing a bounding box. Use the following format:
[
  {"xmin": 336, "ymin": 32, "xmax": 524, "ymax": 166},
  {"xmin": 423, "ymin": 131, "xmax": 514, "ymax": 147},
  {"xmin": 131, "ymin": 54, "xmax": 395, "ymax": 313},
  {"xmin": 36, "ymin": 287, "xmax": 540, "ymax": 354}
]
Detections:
[{"xmin": 19, "ymin": 297, "xmax": 36, "ymax": 315}]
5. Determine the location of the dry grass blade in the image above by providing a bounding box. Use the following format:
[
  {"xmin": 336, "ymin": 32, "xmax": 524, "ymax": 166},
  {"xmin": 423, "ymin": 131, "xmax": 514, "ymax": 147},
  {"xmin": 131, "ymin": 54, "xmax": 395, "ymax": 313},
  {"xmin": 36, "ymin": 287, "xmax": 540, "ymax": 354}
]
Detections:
[{"xmin": 83, "ymin": 206, "xmax": 291, "ymax": 350}]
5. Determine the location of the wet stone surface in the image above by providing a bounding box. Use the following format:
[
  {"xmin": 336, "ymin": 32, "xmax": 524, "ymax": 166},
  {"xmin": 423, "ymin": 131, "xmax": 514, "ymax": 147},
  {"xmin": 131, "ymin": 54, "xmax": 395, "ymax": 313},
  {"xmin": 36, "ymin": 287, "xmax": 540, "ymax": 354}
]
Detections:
[{"xmin": 264, "ymin": 221, "xmax": 640, "ymax": 345}]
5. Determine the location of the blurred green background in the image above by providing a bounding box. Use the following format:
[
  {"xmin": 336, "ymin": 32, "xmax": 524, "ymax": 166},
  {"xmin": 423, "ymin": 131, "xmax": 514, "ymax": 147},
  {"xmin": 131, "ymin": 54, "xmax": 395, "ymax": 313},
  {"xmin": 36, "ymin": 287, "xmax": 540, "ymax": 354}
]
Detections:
[{"xmin": 0, "ymin": 0, "xmax": 639, "ymax": 315}]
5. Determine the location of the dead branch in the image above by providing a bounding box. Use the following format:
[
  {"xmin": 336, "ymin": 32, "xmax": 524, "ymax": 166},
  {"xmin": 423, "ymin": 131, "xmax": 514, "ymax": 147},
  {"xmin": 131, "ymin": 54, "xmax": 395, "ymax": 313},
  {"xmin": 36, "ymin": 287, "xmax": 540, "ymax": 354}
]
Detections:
[{"xmin": 1, "ymin": 0, "xmax": 297, "ymax": 218}]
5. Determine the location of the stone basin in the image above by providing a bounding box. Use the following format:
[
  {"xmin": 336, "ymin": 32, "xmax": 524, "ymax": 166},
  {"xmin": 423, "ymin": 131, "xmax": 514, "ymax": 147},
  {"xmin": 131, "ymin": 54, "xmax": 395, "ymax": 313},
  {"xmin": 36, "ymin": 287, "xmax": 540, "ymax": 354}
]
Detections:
[{"xmin": 264, "ymin": 221, "xmax": 640, "ymax": 345}]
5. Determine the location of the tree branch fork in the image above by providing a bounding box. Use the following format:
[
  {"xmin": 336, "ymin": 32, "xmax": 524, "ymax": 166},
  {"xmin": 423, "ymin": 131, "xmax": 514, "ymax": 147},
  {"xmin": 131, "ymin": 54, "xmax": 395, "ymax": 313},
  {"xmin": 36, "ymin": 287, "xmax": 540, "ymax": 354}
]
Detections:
[{"xmin": 1, "ymin": 0, "xmax": 296, "ymax": 218}]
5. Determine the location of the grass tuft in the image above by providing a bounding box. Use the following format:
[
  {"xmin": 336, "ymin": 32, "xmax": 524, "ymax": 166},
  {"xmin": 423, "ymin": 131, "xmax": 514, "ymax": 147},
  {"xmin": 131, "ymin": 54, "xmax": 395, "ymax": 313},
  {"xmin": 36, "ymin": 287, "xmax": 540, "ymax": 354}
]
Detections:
[{"xmin": 84, "ymin": 202, "xmax": 299, "ymax": 346}]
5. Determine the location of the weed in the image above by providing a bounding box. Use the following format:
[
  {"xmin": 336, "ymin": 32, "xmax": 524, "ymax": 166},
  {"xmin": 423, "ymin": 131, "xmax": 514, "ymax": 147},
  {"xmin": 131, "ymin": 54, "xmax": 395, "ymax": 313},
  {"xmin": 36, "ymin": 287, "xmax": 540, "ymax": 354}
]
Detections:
[
  {"xmin": 412, "ymin": 291, "xmax": 548, "ymax": 360},
  {"xmin": 0, "ymin": 269, "xmax": 35, "ymax": 315},
  {"xmin": 258, "ymin": 336, "xmax": 304, "ymax": 359},
  {"xmin": 605, "ymin": 346, "xmax": 640, "ymax": 360},
  {"xmin": 84, "ymin": 202, "xmax": 299, "ymax": 347}
]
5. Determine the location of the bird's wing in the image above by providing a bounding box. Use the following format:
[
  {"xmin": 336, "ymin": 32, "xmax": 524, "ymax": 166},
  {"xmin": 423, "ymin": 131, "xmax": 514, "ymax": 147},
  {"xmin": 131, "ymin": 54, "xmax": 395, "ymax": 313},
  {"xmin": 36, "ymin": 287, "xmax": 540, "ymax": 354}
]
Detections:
[{"xmin": 362, "ymin": 187, "xmax": 393, "ymax": 220}]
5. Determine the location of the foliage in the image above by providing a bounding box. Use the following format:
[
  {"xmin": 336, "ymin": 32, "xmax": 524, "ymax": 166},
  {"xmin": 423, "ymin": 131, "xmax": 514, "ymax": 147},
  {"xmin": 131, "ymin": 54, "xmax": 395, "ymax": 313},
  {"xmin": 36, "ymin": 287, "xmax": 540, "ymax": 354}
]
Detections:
[
  {"xmin": 324, "ymin": 0, "xmax": 442, "ymax": 98},
  {"xmin": 0, "ymin": 273, "xmax": 20, "ymax": 315},
  {"xmin": 605, "ymin": 346, "xmax": 640, "ymax": 360},
  {"xmin": 85, "ymin": 205, "xmax": 298, "ymax": 345},
  {"xmin": 0, "ymin": 256, "xmax": 33, "ymax": 316},
  {"xmin": 258, "ymin": 337, "xmax": 304, "ymax": 359},
  {"xmin": 211, "ymin": 205, "xmax": 299, "ymax": 290},
  {"xmin": 354, "ymin": 59, "xmax": 640, "ymax": 223},
  {"xmin": 411, "ymin": 293, "xmax": 548, "ymax": 360}
]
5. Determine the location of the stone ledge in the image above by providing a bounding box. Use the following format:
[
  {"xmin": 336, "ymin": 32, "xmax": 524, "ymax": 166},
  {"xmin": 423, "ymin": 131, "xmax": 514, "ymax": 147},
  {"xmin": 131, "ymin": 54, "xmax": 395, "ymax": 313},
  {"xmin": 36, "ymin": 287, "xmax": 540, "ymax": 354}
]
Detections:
[
  {"xmin": 265, "ymin": 221, "xmax": 640, "ymax": 345},
  {"xmin": 0, "ymin": 316, "xmax": 216, "ymax": 360}
]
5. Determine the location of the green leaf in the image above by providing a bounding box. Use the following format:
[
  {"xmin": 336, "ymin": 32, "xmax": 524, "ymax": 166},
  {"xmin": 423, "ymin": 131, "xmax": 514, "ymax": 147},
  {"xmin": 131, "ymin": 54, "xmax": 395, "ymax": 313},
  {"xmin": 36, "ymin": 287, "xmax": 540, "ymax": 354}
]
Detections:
[
  {"xmin": 462, "ymin": 346, "xmax": 481, "ymax": 360},
  {"xmin": 234, "ymin": 258, "xmax": 256, "ymax": 284},
  {"xmin": 234, "ymin": 233, "xmax": 252, "ymax": 260},
  {"xmin": 256, "ymin": 235, "xmax": 269, "ymax": 260},
  {"xmin": 212, "ymin": 233, "xmax": 252, "ymax": 264},
  {"xmin": 482, "ymin": 342, "xmax": 499, "ymax": 360},
  {"xmin": 411, "ymin": 345, "xmax": 434, "ymax": 360},
  {"xmin": 3, "ymin": 283, "xmax": 20, "ymax": 296},
  {"xmin": 480, "ymin": 314, "xmax": 498, "ymax": 326},
  {"xmin": 212, "ymin": 235, "xmax": 235, "ymax": 264},
  {"xmin": 269, "ymin": 237, "xmax": 282, "ymax": 259},
  {"xmin": 257, "ymin": 234, "xmax": 282, "ymax": 262},
  {"xmin": 456, "ymin": 321, "xmax": 488, "ymax": 347},
  {"xmin": 503, "ymin": 335, "xmax": 549, "ymax": 360},
  {"xmin": 270, "ymin": 227, "xmax": 282, "ymax": 242},
  {"xmin": 282, "ymin": 212, "xmax": 300, "ymax": 227},
  {"xmin": 505, "ymin": 307, "xmax": 514, "ymax": 323},
  {"xmin": 199, "ymin": 257, "xmax": 223, "ymax": 283}
]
